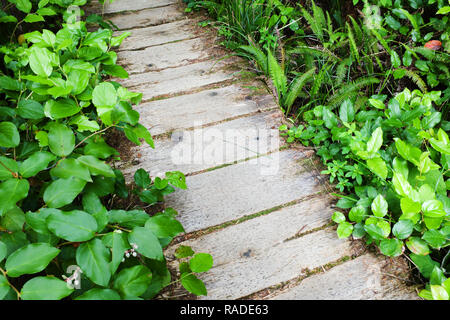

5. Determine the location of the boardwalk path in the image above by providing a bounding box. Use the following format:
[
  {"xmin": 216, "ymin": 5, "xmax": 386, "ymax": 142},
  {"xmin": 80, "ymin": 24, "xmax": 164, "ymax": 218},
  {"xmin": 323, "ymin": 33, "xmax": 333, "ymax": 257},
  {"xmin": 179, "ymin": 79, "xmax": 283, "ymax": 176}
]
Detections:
[{"xmin": 91, "ymin": 0, "xmax": 418, "ymax": 299}]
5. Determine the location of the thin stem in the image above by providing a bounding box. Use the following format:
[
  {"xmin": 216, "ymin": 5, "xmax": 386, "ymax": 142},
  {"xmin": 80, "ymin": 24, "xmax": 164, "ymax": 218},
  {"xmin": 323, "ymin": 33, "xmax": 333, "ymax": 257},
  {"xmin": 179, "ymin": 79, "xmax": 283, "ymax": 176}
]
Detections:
[
  {"xmin": 0, "ymin": 159, "xmax": 18, "ymax": 178},
  {"xmin": 0, "ymin": 267, "xmax": 21, "ymax": 299},
  {"xmin": 74, "ymin": 125, "xmax": 113, "ymax": 150}
]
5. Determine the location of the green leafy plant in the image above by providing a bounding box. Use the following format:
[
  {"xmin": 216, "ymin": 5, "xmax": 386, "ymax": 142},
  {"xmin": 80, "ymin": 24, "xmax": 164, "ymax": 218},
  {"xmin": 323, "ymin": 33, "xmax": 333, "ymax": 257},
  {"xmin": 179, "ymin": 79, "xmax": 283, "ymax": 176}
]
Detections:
[{"xmin": 0, "ymin": 0, "xmax": 212, "ymax": 300}]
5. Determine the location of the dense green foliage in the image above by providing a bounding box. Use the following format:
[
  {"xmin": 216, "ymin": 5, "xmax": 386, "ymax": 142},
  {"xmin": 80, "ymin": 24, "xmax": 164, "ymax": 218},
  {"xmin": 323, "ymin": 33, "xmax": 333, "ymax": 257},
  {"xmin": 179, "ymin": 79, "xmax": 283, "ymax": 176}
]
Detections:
[
  {"xmin": 186, "ymin": 0, "xmax": 449, "ymax": 299},
  {"xmin": 0, "ymin": 0, "xmax": 212, "ymax": 300}
]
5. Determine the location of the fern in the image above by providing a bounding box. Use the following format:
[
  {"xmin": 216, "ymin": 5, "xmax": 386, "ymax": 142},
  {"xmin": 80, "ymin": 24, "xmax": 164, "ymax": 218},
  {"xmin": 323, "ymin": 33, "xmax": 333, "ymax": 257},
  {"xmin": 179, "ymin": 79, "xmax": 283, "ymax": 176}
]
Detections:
[
  {"xmin": 370, "ymin": 28, "xmax": 392, "ymax": 54},
  {"xmin": 346, "ymin": 22, "xmax": 360, "ymax": 64},
  {"xmin": 239, "ymin": 45, "xmax": 268, "ymax": 74},
  {"xmin": 301, "ymin": 5, "xmax": 323, "ymax": 42},
  {"xmin": 349, "ymin": 16, "xmax": 362, "ymax": 45},
  {"xmin": 288, "ymin": 46, "xmax": 340, "ymax": 62},
  {"xmin": 335, "ymin": 58, "xmax": 351, "ymax": 87},
  {"xmin": 311, "ymin": 63, "xmax": 330, "ymax": 97},
  {"xmin": 327, "ymin": 77, "xmax": 380, "ymax": 107},
  {"xmin": 267, "ymin": 50, "xmax": 287, "ymax": 100},
  {"xmin": 403, "ymin": 69, "xmax": 428, "ymax": 93},
  {"xmin": 282, "ymin": 67, "xmax": 316, "ymax": 114}
]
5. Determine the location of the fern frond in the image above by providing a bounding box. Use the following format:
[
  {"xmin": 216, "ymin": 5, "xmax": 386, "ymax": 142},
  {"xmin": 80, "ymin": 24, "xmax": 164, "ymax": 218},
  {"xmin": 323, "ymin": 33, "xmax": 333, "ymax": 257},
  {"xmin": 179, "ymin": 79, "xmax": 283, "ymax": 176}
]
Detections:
[
  {"xmin": 238, "ymin": 45, "xmax": 268, "ymax": 74},
  {"xmin": 288, "ymin": 46, "xmax": 340, "ymax": 62},
  {"xmin": 283, "ymin": 67, "xmax": 316, "ymax": 114},
  {"xmin": 327, "ymin": 77, "xmax": 380, "ymax": 107},
  {"xmin": 312, "ymin": 0, "xmax": 326, "ymax": 36},
  {"xmin": 370, "ymin": 28, "xmax": 391, "ymax": 54},
  {"xmin": 301, "ymin": 6, "xmax": 323, "ymax": 41},
  {"xmin": 335, "ymin": 57, "xmax": 352, "ymax": 86},
  {"xmin": 346, "ymin": 22, "xmax": 360, "ymax": 64},
  {"xmin": 311, "ymin": 63, "xmax": 330, "ymax": 96},
  {"xmin": 267, "ymin": 50, "xmax": 287, "ymax": 100},
  {"xmin": 349, "ymin": 16, "xmax": 362, "ymax": 45},
  {"xmin": 403, "ymin": 69, "xmax": 428, "ymax": 93}
]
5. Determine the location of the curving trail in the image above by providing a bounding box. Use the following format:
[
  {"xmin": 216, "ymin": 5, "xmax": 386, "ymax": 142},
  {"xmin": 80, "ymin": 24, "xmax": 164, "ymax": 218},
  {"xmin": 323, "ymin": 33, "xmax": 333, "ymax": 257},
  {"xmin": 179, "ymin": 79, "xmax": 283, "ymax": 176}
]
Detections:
[{"xmin": 92, "ymin": 0, "xmax": 418, "ymax": 300}]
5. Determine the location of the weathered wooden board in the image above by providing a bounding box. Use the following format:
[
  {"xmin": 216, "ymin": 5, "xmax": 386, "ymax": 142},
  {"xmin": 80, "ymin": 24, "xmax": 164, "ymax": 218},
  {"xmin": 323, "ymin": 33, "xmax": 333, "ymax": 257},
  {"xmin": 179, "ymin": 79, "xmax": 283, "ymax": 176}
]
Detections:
[
  {"xmin": 197, "ymin": 228, "xmax": 352, "ymax": 300},
  {"xmin": 88, "ymin": 0, "xmax": 178, "ymax": 14},
  {"xmin": 272, "ymin": 254, "xmax": 419, "ymax": 300},
  {"xmin": 122, "ymin": 110, "xmax": 283, "ymax": 177},
  {"xmin": 164, "ymin": 149, "xmax": 323, "ymax": 232},
  {"xmin": 119, "ymin": 59, "xmax": 240, "ymax": 101},
  {"xmin": 134, "ymin": 84, "xmax": 277, "ymax": 135},
  {"xmin": 117, "ymin": 38, "xmax": 209, "ymax": 74},
  {"xmin": 115, "ymin": 20, "xmax": 198, "ymax": 51},
  {"xmin": 166, "ymin": 195, "xmax": 334, "ymax": 266},
  {"xmin": 105, "ymin": 5, "xmax": 184, "ymax": 30}
]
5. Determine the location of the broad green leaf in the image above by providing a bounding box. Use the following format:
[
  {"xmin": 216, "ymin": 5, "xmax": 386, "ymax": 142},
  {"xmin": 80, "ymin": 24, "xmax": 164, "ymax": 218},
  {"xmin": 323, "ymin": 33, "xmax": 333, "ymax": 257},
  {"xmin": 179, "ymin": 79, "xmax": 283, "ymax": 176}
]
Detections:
[
  {"xmin": 406, "ymin": 237, "xmax": 430, "ymax": 255},
  {"xmin": 46, "ymin": 210, "xmax": 97, "ymax": 241},
  {"xmin": 50, "ymin": 158, "xmax": 92, "ymax": 182},
  {"xmin": 367, "ymin": 157, "xmax": 387, "ymax": 180},
  {"xmin": 75, "ymin": 288, "xmax": 121, "ymax": 300},
  {"xmin": 379, "ymin": 238, "xmax": 403, "ymax": 257},
  {"xmin": 364, "ymin": 224, "xmax": 387, "ymax": 240},
  {"xmin": 14, "ymin": 0, "xmax": 32, "ymax": 13},
  {"xmin": 0, "ymin": 179, "xmax": 29, "ymax": 216},
  {"xmin": 24, "ymin": 13, "xmax": 44, "ymax": 23},
  {"xmin": 337, "ymin": 222, "xmax": 353, "ymax": 238},
  {"xmin": 47, "ymin": 123, "xmax": 75, "ymax": 157},
  {"xmin": 348, "ymin": 206, "xmax": 366, "ymax": 223},
  {"xmin": 422, "ymin": 200, "xmax": 446, "ymax": 218},
  {"xmin": 371, "ymin": 194, "xmax": 388, "ymax": 217},
  {"xmin": 43, "ymin": 177, "xmax": 86, "ymax": 208},
  {"xmin": 25, "ymin": 208, "xmax": 58, "ymax": 235},
  {"xmin": 19, "ymin": 151, "xmax": 55, "ymax": 178},
  {"xmin": 113, "ymin": 265, "xmax": 152, "ymax": 298},
  {"xmin": 392, "ymin": 220, "xmax": 414, "ymax": 239},
  {"xmin": 28, "ymin": 47, "xmax": 52, "ymax": 77},
  {"xmin": 0, "ymin": 156, "xmax": 18, "ymax": 180},
  {"xmin": 174, "ymin": 245, "xmax": 195, "ymax": 259},
  {"xmin": 144, "ymin": 215, "xmax": 184, "ymax": 238},
  {"xmin": 180, "ymin": 273, "xmax": 207, "ymax": 296},
  {"xmin": 1, "ymin": 207, "xmax": 25, "ymax": 232},
  {"xmin": 77, "ymin": 155, "xmax": 115, "ymax": 177},
  {"xmin": 367, "ymin": 127, "xmax": 383, "ymax": 153},
  {"xmin": 339, "ymin": 99, "xmax": 354, "ymax": 122},
  {"xmin": 44, "ymin": 99, "xmax": 81, "ymax": 119},
  {"xmin": 400, "ymin": 197, "xmax": 421, "ymax": 216},
  {"xmin": 369, "ymin": 99, "xmax": 385, "ymax": 110},
  {"xmin": 422, "ymin": 230, "xmax": 446, "ymax": 248},
  {"xmin": 134, "ymin": 169, "xmax": 151, "ymax": 188},
  {"xmin": 410, "ymin": 253, "xmax": 439, "ymax": 278},
  {"xmin": 69, "ymin": 115, "xmax": 100, "ymax": 132},
  {"xmin": 128, "ymin": 227, "xmax": 163, "ymax": 261},
  {"xmin": 392, "ymin": 172, "xmax": 412, "ymax": 197},
  {"xmin": 17, "ymin": 100, "xmax": 45, "ymax": 119},
  {"xmin": 189, "ymin": 253, "xmax": 213, "ymax": 273},
  {"xmin": 0, "ymin": 241, "xmax": 7, "ymax": 262},
  {"xmin": 102, "ymin": 230, "xmax": 129, "ymax": 274},
  {"xmin": 0, "ymin": 275, "xmax": 10, "ymax": 300},
  {"xmin": 67, "ymin": 70, "xmax": 90, "ymax": 95},
  {"xmin": 332, "ymin": 211, "xmax": 346, "ymax": 223},
  {"xmin": 21, "ymin": 277, "xmax": 73, "ymax": 300},
  {"xmin": 5, "ymin": 243, "xmax": 59, "ymax": 277},
  {"xmin": 0, "ymin": 122, "xmax": 20, "ymax": 148},
  {"xmin": 165, "ymin": 171, "xmax": 187, "ymax": 189},
  {"xmin": 84, "ymin": 140, "xmax": 118, "ymax": 159},
  {"xmin": 107, "ymin": 210, "xmax": 150, "ymax": 228},
  {"xmin": 430, "ymin": 285, "xmax": 449, "ymax": 300},
  {"xmin": 76, "ymin": 238, "xmax": 111, "ymax": 287},
  {"xmin": 92, "ymin": 82, "xmax": 117, "ymax": 111}
]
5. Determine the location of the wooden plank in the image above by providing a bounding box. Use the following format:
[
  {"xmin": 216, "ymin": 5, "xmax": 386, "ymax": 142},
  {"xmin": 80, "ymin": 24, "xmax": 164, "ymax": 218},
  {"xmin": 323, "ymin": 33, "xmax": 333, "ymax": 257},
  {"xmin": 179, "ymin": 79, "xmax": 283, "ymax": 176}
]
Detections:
[
  {"xmin": 166, "ymin": 195, "xmax": 334, "ymax": 266},
  {"xmin": 115, "ymin": 20, "xmax": 197, "ymax": 51},
  {"xmin": 105, "ymin": 5, "xmax": 184, "ymax": 30},
  {"xmin": 272, "ymin": 254, "xmax": 418, "ymax": 300},
  {"xmin": 163, "ymin": 149, "xmax": 323, "ymax": 232},
  {"xmin": 121, "ymin": 110, "xmax": 283, "ymax": 177},
  {"xmin": 134, "ymin": 84, "xmax": 277, "ymax": 136},
  {"xmin": 196, "ymin": 228, "xmax": 352, "ymax": 299},
  {"xmin": 117, "ymin": 38, "xmax": 210, "ymax": 74},
  {"xmin": 119, "ymin": 58, "xmax": 239, "ymax": 101},
  {"xmin": 88, "ymin": 0, "xmax": 178, "ymax": 14}
]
